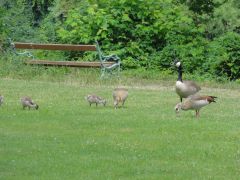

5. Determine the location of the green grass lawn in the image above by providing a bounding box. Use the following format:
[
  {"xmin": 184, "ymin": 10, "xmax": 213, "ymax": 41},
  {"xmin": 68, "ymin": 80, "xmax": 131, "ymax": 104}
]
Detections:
[{"xmin": 0, "ymin": 78, "xmax": 240, "ymax": 179}]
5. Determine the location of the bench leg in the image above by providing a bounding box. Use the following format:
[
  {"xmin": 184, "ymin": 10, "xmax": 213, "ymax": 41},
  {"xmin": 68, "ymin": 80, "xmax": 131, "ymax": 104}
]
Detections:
[{"xmin": 100, "ymin": 64, "xmax": 120, "ymax": 78}]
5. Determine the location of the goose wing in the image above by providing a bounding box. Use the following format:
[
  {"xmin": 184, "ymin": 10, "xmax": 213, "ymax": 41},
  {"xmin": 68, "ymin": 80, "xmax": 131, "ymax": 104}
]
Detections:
[
  {"xmin": 22, "ymin": 97, "xmax": 35, "ymax": 105},
  {"xmin": 183, "ymin": 80, "xmax": 201, "ymax": 91},
  {"xmin": 189, "ymin": 95, "xmax": 217, "ymax": 103}
]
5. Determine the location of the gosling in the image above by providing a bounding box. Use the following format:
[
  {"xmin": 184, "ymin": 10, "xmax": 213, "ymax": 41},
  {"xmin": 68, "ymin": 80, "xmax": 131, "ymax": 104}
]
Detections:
[
  {"xmin": 175, "ymin": 95, "xmax": 217, "ymax": 118},
  {"xmin": 113, "ymin": 88, "xmax": 128, "ymax": 109},
  {"xmin": 0, "ymin": 95, "xmax": 4, "ymax": 106},
  {"xmin": 85, "ymin": 95, "xmax": 106, "ymax": 107},
  {"xmin": 20, "ymin": 97, "xmax": 39, "ymax": 110}
]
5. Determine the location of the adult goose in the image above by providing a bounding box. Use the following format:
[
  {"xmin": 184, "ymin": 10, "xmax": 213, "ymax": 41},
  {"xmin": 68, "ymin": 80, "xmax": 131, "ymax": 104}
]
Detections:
[
  {"xmin": 174, "ymin": 60, "xmax": 201, "ymax": 102},
  {"xmin": 174, "ymin": 95, "xmax": 217, "ymax": 118}
]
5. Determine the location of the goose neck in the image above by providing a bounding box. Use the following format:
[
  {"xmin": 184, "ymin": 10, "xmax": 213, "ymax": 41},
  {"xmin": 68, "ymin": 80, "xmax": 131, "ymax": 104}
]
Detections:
[{"xmin": 177, "ymin": 65, "xmax": 183, "ymax": 82}]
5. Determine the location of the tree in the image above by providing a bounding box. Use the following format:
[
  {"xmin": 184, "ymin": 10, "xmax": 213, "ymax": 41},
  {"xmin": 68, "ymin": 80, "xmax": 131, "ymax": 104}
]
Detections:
[
  {"xmin": 179, "ymin": 0, "xmax": 215, "ymax": 15},
  {"xmin": 206, "ymin": 0, "xmax": 240, "ymax": 37},
  {"xmin": 205, "ymin": 32, "xmax": 240, "ymax": 80},
  {"xmin": 57, "ymin": 0, "xmax": 205, "ymax": 70}
]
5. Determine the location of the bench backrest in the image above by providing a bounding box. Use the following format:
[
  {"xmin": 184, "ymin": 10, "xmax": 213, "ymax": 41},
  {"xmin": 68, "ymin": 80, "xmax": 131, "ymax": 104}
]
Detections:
[{"xmin": 14, "ymin": 42, "xmax": 97, "ymax": 51}]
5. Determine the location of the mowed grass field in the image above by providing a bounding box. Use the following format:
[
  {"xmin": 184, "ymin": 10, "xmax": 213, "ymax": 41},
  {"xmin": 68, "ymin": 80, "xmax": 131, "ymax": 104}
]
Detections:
[{"xmin": 0, "ymin": 78, "xmax": 240, "ymax": 179}]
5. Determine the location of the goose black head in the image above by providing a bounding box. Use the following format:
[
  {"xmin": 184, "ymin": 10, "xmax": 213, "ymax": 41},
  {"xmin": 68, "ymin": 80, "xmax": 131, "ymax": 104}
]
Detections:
[
  {"xmin": 171, "ymin": 58, "xmax": 181, "ymax": 67},
  {"xmin": 174, "ymin": 58, "xmax": 181, "ymax": 68}
]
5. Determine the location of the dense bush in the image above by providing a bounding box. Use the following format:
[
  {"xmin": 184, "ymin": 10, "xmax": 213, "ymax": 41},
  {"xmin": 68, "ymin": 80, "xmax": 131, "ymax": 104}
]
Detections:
[
  {"xmin": 1, "ymin": 0, "xmax": 240, "ymax": 81},
  {"xmin": 205, "ymin": 32, "xmax": 240, "ymax": 80},
  {"xmin": 57, "ymin": 0, "xmax": 206, "ymax": 70}
]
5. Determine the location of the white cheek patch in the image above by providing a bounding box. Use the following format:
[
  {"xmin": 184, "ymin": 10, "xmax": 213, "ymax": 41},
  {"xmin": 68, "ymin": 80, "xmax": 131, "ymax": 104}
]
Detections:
[{"xmin": 176, "ymin": 62, "xmax": 181, "ymax": 67}]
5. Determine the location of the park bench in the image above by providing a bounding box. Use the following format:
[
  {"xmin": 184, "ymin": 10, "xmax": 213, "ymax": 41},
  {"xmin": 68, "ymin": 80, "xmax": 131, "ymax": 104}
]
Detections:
[{"xmin": 10, "ymin": 40, "xmax": 121, "ymax": 78}]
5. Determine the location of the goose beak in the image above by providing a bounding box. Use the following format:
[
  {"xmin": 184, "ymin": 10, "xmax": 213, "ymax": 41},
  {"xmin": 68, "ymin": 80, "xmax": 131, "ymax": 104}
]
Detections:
[
  {"xmin": 174, "ymin": 103, "xmax": 181, "ymax": 116},
  {"xmin": 175, "ymin": 110, "xmax": 180, "ymax": 117}
]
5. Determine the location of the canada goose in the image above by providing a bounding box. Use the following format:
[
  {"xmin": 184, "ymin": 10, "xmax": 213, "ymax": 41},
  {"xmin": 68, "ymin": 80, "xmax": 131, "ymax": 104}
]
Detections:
[
  {"xmin": 175, "ymin": 95, "xmax": 217, "ymax": 118},
  {"xmin": 20, "ymin": 97, "xmax": 39, "ymax": 110},
  {"xmin": 113, "ymin": 88, "xmax": 128, "ymax": 109},
  {"xmin": 174, "ymin": 60, "xmax": 201, "ymax": 102},
  {"xmin": 0, "ymin": 95, "xmax": 4, "ymax": 106},
  {"xmin": 85, "ymin": 95, "xmax": 106, "ymax": 107}
]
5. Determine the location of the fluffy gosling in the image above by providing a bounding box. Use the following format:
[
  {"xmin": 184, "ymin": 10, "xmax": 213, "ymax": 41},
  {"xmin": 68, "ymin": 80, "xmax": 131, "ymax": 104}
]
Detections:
[
  {"xmin": 113, "ymin": 88, "xmax": 128, "ymax": 109},
  {"xmin": 20, "ymin": 97, "xmax": 39, "ymax": 110},
  {"xmin": 85, "ymin": 95, "xmax": 106, "ymax": 107},
  {"xmin": 0, "ymin": 95, "xmax": 4, "ymax": 106}
]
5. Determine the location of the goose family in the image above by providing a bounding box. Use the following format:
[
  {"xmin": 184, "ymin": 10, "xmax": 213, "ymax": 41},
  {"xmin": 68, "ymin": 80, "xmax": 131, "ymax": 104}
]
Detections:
[
  {"xmin": 174, "ymin": 59, "xmax": 201, "ymax": 102},
  {"xmin": 175, "ymin": 95, "xmax": 217, "ymax": 118}
]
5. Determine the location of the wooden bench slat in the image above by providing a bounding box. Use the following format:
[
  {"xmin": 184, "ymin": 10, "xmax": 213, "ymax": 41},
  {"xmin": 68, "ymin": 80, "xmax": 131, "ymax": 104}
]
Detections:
[
  {"xmin": 25, "ymin": 60, "xmax": 115, "ymax": 68},
  {"xmin": 14, "ymin": 42, "xmax": 97, "ymax": 51}
]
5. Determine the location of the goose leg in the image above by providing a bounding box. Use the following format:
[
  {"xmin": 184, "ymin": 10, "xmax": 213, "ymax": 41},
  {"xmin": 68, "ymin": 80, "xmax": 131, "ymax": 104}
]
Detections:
[
  {"xmin": 180, "ymin": 97, "xmax": 183, "ymax": 102},
  {"xmin": 122, "ymin": 100, "xmax": 125, "ymax": 107},
  {"xmin": 196, "ymin": 110, "xmax": 200, "ymax": 118},
  {"xmin": 114, "ymin": 101, "xmax": 118, "ymax": 109}
]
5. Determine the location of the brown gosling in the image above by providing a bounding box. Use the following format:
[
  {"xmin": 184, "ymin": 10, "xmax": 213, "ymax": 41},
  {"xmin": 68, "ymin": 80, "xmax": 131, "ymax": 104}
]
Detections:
[
  {"xmin": 175, "ymin": 95, "xmax": 217, "ymax": 118},
  {"xmin": 85, "ymin": 95, "xmax": 106, "ymax": 107},
  {"xmin": 0, "ymin": 95, "xmax": 4, "ymax": 106},
  {"xmin": 174, "ymin": 59, "xmax": 201, "ymax": 102},
  {"xmin": 20, "ymin": 97, "xmax": 39, "ymax": 110},
  {"xmin": 113, "ymin": 88, "xmax": 128, "ymax": 109}
]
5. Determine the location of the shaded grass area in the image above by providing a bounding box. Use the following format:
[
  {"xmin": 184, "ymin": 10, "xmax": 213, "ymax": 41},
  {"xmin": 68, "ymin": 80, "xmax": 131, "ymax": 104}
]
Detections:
[{"xmin": 0, "ymin": 78, "xmax": 240, "ymax": 179}]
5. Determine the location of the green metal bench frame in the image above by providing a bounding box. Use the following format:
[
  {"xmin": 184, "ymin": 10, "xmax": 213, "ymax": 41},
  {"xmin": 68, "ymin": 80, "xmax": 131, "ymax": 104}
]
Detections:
[{"xmin": 95, "ymin": 41, "xmax": 121, "ymax": 78}]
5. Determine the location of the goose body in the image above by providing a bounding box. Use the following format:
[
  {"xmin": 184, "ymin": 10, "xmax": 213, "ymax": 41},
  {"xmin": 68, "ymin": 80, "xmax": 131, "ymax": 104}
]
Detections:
[
  {"xmin": 174, "ymin": 60, "xmax": 201, "ymax": 102},
  {"xmin": 20, "ymin": 97, "xmax": 39, "ymax": 110},
  {"xmin": 175, "ymin": 95, "xmax": 217, "ymax": 118},
  {"xmin": 85, "ymin": 95, "xmax": 106, "ymax": 107},
  {"xmin": 175, "ymin": 80, "xmax": 201, "ymax": 99},
  {"xmin": 113, "ymin": 88, "xmax": 128, "ymax": 109}
]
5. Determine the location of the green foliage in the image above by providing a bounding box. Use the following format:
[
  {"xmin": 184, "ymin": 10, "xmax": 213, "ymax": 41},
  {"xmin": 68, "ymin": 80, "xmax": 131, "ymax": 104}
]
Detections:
[
  {"xmin": 57, "ymin": 0, "xmax": 206, "ymax": 69},
  {"xmin": 206, "ymin": 0, "xmax": 240, "ymax": 37},
  {"xmin": 1, "ymin": 1, "xmax": 36, "ymax": 41},
  {"xmin": 205, "ymin": 32, "xmax": 240, "ymax": 80},
  {"xmin": 1, "ymin": 0, "xmax": 240, "ymax": 80},
  {"xmin": 180, "ymin": 0, "xmax": 215, "ymax": 15},
  {"xmin": 0, "ymin": 0, "xmax": 54, "ymax": 42}
]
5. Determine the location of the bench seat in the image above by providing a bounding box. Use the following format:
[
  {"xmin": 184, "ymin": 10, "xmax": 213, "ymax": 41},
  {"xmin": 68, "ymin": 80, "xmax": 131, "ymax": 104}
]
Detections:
[{"xmin": 25, "ymin": 60, "xmax": 115, "ymax": 68}]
